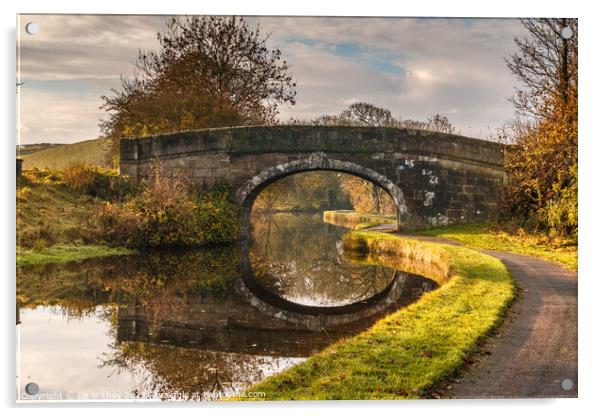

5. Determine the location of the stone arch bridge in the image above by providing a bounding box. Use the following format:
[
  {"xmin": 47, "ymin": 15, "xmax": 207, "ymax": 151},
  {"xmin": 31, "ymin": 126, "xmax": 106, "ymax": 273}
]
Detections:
[{"xmin": 119, "ymin": 125, "xmax": 505, "ymax": 230}]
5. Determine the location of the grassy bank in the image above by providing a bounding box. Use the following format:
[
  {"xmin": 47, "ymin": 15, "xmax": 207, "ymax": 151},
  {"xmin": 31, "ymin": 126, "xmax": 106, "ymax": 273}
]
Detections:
[
  {"xmin": 413, "ymin": 222, "xmax": 577, "ymax": 271},
  {"xmin": 323, "ymin": 210, "xmax": 396, "ymax": 230},
  {"xmin": 17, "ymin": 244, "xmax": 135, "ymax": 267},
  {"xmin": 17, "ymin": 167, "xmax": 240, "ymax": 266},
  {"xmin": 17, "ymin": 170, "xmax": 137, "ymax": 266},
  {"xmin": 17, "ymin": 170, "xmax": 106, "ymax": 250},
  {"xmin": 321, "ymin": 211, "xmax": 577, "ymax": 271},
  {"xmin": 243, "ymin": 232, "xmax": 514, "ymax": 400}
]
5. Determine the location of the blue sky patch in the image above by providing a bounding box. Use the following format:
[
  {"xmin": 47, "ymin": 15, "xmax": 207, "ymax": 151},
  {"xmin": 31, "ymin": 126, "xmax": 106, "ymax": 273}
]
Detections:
[{"xmin": 286, "ymin": 37, "xmax": 406, "ymax": 77}]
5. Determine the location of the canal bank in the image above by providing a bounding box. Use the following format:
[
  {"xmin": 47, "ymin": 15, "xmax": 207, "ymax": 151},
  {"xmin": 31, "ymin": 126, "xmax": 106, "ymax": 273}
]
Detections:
[{"xmin": 243, "ymin": 231, "xmax": 515, "ymax": 399}]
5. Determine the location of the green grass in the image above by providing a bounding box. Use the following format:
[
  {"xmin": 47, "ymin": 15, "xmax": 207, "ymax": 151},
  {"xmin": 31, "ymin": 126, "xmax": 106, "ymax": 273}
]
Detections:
[
  {"xmin": 19, "ymin": 138, "xmax": 111, "ymax": 170},
  {"xmin": 322, "ymin": 211, "xmax": 577, "ymax": 271},
  {"xmin": 17, "ymin": 244, "xmax": 135, "ymax": 267},
  {"xmin": 412, "ymin": 222, "xmax": 577, "ymax": 271},
  {"xmin": 242, "ymin": 232, "xmax": 515, "ymax": 400},
  {"xmin": 323, "ymin": 210, "xmax": 397, "ymax": 230}
]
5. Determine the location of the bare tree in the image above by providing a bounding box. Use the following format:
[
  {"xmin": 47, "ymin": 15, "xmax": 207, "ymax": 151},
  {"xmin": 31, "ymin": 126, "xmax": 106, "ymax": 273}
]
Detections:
[
  {"xmin": 506, "ymin": 18, "xmax": 577, "ymax": 121},
  {"xmin": 289, "ymin": 102, "xmax": 457, "ymax": 135},
  {"xmin": 338, "ymin": 102, "xmax": 395, "ymax": 127},
  {"xmin": 426, "ymin": 114, "xmax": 456, "ymax": 134}
]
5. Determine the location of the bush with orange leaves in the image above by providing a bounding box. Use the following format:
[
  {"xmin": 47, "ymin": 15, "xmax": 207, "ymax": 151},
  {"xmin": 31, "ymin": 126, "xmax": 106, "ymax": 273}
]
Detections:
[{"xmin": 99, "ymin": 163, "xmax": 239, "ymax": 248}]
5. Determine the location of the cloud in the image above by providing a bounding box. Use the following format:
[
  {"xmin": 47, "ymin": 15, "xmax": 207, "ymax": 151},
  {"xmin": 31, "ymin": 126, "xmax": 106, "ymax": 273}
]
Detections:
[
  {"xmin": 257, "ymin": 17, "xmax": 525, "ymax": 135},
  {"xmin": 19, "ymin": 15, "xmax": 167, "ymax": 81},
  {"xmin": 17, "ymin": 15, "xmax": 527, "ymax": 143},
  {"xmin": 19, "ymin": 82, "xmax": 107, "ymax": 143},
  {"xmin": 272, "ymin": 40, "xmax": 408, "ymax": 120}
]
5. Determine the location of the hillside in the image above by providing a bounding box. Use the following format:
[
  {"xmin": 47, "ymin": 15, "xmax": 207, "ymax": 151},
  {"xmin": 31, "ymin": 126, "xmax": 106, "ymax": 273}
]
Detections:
[
  {"xmin": 16, "ymin": 143, "xmax": 64, "ymax": 156},
  {"xmin": 18, "ymin": 138, "xmax": 112, "ymax": 170}
]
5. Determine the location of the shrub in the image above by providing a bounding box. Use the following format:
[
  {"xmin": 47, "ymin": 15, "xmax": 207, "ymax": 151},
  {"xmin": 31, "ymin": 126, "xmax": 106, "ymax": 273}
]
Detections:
[
  {"xmin": 537, "ymin": 163, "xmax": 577, "ymax": 239},
  {"xmin": 501, "ymin": 116, "xmax": 577, "ymax": 238},
  {"xmin": 62, "ymin": 164, "xmax": 138, "ymax": 201},
  {"xmin": 16, "ymin": 186, "xmax": 32, "ymax": 203},
  {"xmin": 18, "ymin": 222, "xmax": 55, "ymax": 249},
  {"xmin": 98, "ymin": 164, "xmax": 240, "ymax": 248}
]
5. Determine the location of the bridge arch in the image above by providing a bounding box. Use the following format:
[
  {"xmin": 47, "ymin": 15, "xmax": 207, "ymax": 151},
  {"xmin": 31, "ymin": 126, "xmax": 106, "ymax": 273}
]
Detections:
[
  {"xmin": 120, "ymin": 125, "xmax": 506, "ymax": 228},
  {"xmin": 235, "ymin": 152, "xmax": 407, "ymax": 234}
]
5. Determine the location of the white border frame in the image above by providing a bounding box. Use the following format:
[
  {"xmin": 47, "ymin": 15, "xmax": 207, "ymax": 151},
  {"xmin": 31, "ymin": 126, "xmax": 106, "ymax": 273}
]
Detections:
[{"xmin": 3, "ymin": 1, "xmax": 599, "ymax": 415}]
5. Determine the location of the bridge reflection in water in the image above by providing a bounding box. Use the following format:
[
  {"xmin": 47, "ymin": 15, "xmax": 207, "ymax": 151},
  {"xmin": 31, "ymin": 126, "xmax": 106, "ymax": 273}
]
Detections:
[
  {"xmin": 116, "ymin": 213, "xmax": 438, "ymax": 357},
  {"xmin": 17, "ymin": 213, "xmax": 437, "ymax": 400}
]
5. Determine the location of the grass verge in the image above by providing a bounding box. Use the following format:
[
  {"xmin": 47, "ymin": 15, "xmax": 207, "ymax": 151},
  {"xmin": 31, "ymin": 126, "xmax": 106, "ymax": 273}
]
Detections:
[
  {"xmin": 412, "ymin": 222, "xmax": 577, "ymax": 271},
  {"xmin": 242, "ymin": 232, "xmax": 514, "ymax": 400},
  {"xmin": 17, "ymin": 244, "xmax": 136, "ymax": 267},
  {"xmin": 323, "ymin": 210, "xmax": 397, "ymax": 230}
]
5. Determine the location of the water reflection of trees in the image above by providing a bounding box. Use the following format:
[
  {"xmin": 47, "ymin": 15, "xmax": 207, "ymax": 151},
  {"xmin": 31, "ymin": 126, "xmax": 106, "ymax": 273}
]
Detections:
[
  {"xmin": 100, "ymin": 341, "xmax": 298, "ymax": 401},
  {"xmin": 17, "ymin": 246, "xmax": 240, "ymax": 323},
  {"xmin": 249, "ymin": 212, "xmax": 396, "ymax": 306},
  {"xmin": 17, "ymin": 227, "xmax": 438, "ymax": 400},
  {"xmin": 18, "ymin": 247, "xmax": 299, "ymax": 400}
]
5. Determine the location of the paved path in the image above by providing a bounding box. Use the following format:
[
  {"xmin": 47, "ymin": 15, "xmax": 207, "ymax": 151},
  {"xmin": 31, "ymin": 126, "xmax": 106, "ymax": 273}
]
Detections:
[{"xmin": 402, "ymin": 235, "xmax": 578, "ymax": 399}]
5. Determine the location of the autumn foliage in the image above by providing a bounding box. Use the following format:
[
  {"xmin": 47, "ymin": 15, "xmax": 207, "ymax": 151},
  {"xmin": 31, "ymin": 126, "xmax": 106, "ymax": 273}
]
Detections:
[
  {"xmin": 502, "ymin": 19, "xmax": 577, "ymax": 238},
  {"xmin": 99, "ymin": 163, "xmax": 240, "ymax": 248},
  {"xmin": 100, "ymin": 16, "xmax": 296, "ymax": 159}
]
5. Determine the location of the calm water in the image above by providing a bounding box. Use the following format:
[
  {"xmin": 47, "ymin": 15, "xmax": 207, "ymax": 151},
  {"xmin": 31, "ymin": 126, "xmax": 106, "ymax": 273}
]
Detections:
[
  {"xmin": 249, "ymin": 212, "xmax": 397, "ymax": 307},
  {"xmin": 17, "ymin": 212, "xmax": 436, "ymax": 402}
]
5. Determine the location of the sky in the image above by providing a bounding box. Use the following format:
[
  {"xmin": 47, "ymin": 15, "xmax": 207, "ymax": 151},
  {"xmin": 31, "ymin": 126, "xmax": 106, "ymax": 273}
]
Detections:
[{"xmin": 17, "ymin": 15, "xmax": 527, "ymax": 144}]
